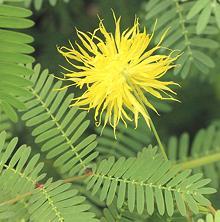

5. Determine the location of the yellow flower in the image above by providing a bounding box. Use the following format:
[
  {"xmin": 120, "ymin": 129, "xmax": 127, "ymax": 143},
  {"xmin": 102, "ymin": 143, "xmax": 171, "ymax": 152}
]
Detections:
[{"xmin": 58, "ymin": 13, "xmax": 179, "ymax": 134}]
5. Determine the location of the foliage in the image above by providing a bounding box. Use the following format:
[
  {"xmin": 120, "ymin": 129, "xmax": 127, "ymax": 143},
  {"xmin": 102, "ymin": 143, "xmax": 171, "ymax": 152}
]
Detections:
[
  {"xmin": 24, "ymin": 0, "xmax": 70, "ymax": 10},
  {"xmin": 0, "ymin": 109, "xmax": 11, "ymax": 135},
  {"xmin": 87, "ymin": 147, "xmax": 215, "ymax": 216},
  {"xmin": 0, "ymin": 0, "xmax": 220, "ymax": 221},
  {"xmin": 141, "ymin": 0, "xmax": 219, "ymax": 78},
  {"xmin": 96, "ymin": 119, "xmax": 152, "ymax": 159},
  {"xmin": 101, "ymin": 200, "xmax": 148, "ymax": 221},
  {"xmin": 21, "ymin": 63, "xmax": 99, "ymax": 177},
  {"xmin": 167, "ymin": 125, "xmax": 220, "ymax": 188},
  {"xmin": 187, "ymin": 0, "xmax": 220, "ymax": 34},
  {"xmin": 0, "ymin": 131, "xmax": 98, "ymax": 221},
  {"xmin": 197, "ymin": 210, "xmax": 220, "ymax": 222},
  {"xmin": 0, "ymin": 1, "xmax": 34, "ymax": 121}
]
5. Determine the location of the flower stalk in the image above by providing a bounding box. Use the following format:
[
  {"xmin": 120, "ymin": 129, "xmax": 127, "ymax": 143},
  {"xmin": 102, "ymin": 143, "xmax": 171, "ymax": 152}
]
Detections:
[{"xmin": 149, "ymin": 119, "xmax": 168, "ymax": 160}]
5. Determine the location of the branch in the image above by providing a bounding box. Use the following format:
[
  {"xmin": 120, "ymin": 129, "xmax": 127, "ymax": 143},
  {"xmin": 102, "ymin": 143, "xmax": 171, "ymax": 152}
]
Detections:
[
  {"xmin": 0, "ymin": 192, "xmax": 32, "ymax": 207},
  {"xmin": 174, "ymin": 152, "xmax": 220, "ymax": 169}
]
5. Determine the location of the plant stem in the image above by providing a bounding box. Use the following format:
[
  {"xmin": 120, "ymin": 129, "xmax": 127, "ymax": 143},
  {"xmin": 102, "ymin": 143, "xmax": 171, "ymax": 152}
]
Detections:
[
  {"xmin": 63, "ymin": 174, "xmax": 89, "ymax": 183},
  {"xmin": 186, "ymin": 208, "xmax": 193, "ymax": 222},
  {"xmin": 0, "ymin": 192, "xmax": 32, "ymax": 207},
  {"xmin": 175, "ymin": 152, "xmax": 220, "ymax": 170},
  {"xmin": 149, "ymin": 119, "xmax": 168, "ymax": 160},
  {"xmin": 208, "ymin": 205, "xmax": 216, "ymax": 215},
  {"xmin": 126, "ymin": 81, "xmax": 168, "ymax": 160},
  {"xmin": 0, "ymin": 174, "xmax": 91, "ymax": 206}
]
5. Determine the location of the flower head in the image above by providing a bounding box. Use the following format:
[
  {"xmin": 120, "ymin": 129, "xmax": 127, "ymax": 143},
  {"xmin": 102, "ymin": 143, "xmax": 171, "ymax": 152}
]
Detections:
[{"xmin": 58, "ymin": 13, "xmax": 179, "ymax": 133}]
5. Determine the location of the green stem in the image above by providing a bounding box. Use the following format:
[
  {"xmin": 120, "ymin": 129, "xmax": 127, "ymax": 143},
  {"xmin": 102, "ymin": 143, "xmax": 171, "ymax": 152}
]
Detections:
[
  {"xmin": 125, "ymin": 80, "xmax": 168, "ymax": 160},
  {"xmin": 0, "ymin": 192, "xmax": 32, "ymax": 207},
  {"xmin": 175, "ymin": 152, "xmax": 220, "ymax": 170},
  {"xmin": 63, "ymin": 174, "xmax": 88, "ymax": 183},
  {"xmin": 149, "ymin": 119, "xmax": 168, "ymax": 160}
]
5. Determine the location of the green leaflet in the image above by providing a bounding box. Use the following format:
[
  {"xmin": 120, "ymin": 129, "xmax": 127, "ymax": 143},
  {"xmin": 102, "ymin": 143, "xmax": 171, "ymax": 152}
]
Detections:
[
  {"xmin": 187, "ymin": 0, "xmax": 220, "ymax": 33},
  {"xmin": 0, "ymin": 29, "xmax": 33, "ymax": 43},
  {"xmin": 186, "ymin": 0, "xmax": 209, "ymax": 20},
  {"xmin": 196, "ymin": 4, "xmax": 212, "ymax": 34},
  {"xmin": 0, "ymin": 4, "xmax": 31, "ymax": 17},
  {"xmin": 86, "ymin": 147, "xmax": 215, "ymax": 216},
  {"xmin": 214, "ymin": 4, "xmax": 220, "ymax": 29}
]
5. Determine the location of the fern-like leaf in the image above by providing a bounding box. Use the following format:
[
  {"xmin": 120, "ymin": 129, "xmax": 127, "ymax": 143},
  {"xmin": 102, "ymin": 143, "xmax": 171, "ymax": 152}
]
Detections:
[
  {"xmin": 21, "ymin": 64, "xmax": 99, "ymax": 176},
  {"xmin": 0, "ymin": 131, "xmax": 99, "ymax": 221},
  {"xmin": 0, "ymin": 1, "xmax": 34, "ymax": 122},
  {"xmin": 167, "ymin": 125, "xmax": 220, "ymax": 188},
  {"xmin": 0, "ymin": 130, "xmax": 45, "ymax": 221},
  {"xmin": 142, "ymin": 0, "xmax": 219, "ymax": 78},
  {"xmin": 86, "ymin": 146, "xmax": 215, "ymax": 216},
  {"xmin": 29, "ymin": 178, "xmax": 99, "ymax": 222}
]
